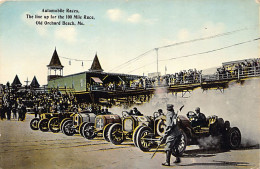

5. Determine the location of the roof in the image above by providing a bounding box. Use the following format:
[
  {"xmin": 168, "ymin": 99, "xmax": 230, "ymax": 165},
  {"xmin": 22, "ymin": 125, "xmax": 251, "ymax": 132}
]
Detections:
[
  {"xmin": 30, "ymin": 76, "xmax": 40, "ymax": 88},
  {"xmin": 89, "ymin": 53, "xmax": 103, "ymax": 72},
  {"xmin": 12, "ymin": 75, "xmax": 22, "ymax": 86},
  {"xmin": 47, "ymin": 48, "xmax": 64, "ymax": 68}
]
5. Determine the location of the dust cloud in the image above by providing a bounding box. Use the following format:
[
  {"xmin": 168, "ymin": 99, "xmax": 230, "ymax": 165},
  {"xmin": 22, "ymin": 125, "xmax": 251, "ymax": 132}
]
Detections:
[{"xmin": 110, "ymin": 78, "xmax": 260, "ymax": 147}]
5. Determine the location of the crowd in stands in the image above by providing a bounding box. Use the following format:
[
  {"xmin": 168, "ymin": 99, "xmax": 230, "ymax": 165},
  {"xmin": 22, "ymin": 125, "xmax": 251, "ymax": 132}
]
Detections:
[
  {"xmin": 129, "ymin": 68, "xmax": 202, "ymax": 89},
  {"xmin": 216, "ymin": 58, "xmax": 260, "ymax": 79}
]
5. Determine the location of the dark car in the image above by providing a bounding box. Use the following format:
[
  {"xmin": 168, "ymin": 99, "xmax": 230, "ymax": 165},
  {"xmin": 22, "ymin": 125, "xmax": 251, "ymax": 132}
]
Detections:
[{"xmin": 135, "ymin": 111, "xmax": 241, "ymax": 156}]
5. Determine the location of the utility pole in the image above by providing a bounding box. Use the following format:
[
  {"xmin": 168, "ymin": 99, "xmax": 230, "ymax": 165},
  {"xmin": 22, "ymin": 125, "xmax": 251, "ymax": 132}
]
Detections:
[
  {"xmin": 155, "ymin": 48, "xmax": 159, "ymax": 74},
  {"xmin": 24, "ymin": 77, "xmax": 30, "ymax": 86}
]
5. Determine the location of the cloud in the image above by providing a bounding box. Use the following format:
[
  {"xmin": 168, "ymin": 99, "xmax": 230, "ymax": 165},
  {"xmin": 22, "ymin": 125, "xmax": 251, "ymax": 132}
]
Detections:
[
  {"xmin": 55, "ymin": 27, "xmax": 77, "ymax": 43},
  {"xmin": 127, "ymin": 13, "xmax": 142, "ymax": 23},
  {"xmin": 107, "ymin": 9, "xmax": 124, "ymax": 21},
  {"xmin": 177, "ymin": 29, "xmax": 191, "ymax": 41},
  {"xmin": 107, "ymin": 8, "xmax": 151, "ymax": 24}
]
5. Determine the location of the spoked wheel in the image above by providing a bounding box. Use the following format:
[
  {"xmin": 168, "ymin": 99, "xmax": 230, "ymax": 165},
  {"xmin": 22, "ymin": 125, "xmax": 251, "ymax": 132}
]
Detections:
[
  {"xmin": 30, "ymin": 118, "xmax": 40, "ymax": 130},
  {"xmin": 60, "ymin": 118, "xmax": 71, "ymax": 133},
  {"xmin": 103, "ymin": 123, "xmax": 113, "ymax": 142},
  {"xmin": 172, "ymin": 129, "xmax": 187, "ymax": 157},
  {"xmin": 79, "ymin": 122, "xmax": 88, "ymax": 137},
  {"xmin": 48, "ymin": 117, "xmax": 60, "ymax": 133},
  {"xmin": 226, "ymin": 127, "xmax": 241, "ymax": 149},
  {"xmin": 82, "ymin": 123, "xmax": 96, "ymax": 140},
  {"xmin": 133, "ymin": 125, "xmax": 143, "ymax": 147},
  {"xmin": 108, "ymin": 123, "xmax": 124, "ymax": 145},
  {"xmin": 39, "ymin": 118, "xmax": 50, "ymax": 132},
  {"xmin": 136, "ymin": 126, "xmax": 153, "ymax": 152},
  {"xmin": 63, "ymin": 120, "xmax": 75, "ymax": 136}
]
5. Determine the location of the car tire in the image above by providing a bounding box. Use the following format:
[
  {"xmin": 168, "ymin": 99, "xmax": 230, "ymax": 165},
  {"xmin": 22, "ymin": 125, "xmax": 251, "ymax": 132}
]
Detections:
[
  {"xmin": 136, "ymin": 126, "xmax": 153, "ymax": 152},
  {"xmin": 172, "ymin": 129, "xmax": 187, "ymax": 157},
  {"xmin": 63, "ymin": 120, "xmax": 74, "ymax": 136},
  {"xmin": 30, "ymin": 118, "xmax": 40, "ymax": 130},
  {"xmin": 103, "ymin": 123, "xmax": 113, "ymax": 142},
  {"xmin": 39, "ymin": 118, "xmax": 50, "ymax": 132},
  {"xmin": 82, "ymin": 123, "xmax": 96, "ymax": 140},
  {"xmin": 48, "ymin": 117, "xmax": 60, "ymax": 133},
  {"xmin": 133, "ymin": 125, "xmax": 144, "ymax": 147},
  {"xmin": 108, "ymin": 123, "xmax": 124, "ymax": 145}
]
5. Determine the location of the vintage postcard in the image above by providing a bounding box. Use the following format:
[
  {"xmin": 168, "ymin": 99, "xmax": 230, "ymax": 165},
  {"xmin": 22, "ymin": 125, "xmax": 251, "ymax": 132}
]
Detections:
[{"xmin": 0, "ymin": 0, "xmax": 259, "ymax": 169}]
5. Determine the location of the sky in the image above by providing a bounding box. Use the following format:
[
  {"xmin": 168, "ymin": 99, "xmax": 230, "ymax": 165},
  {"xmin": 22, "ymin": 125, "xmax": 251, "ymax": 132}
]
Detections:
[{"xmin": 0, "ymin": 0, "xmax": 259, "ymax": 86}]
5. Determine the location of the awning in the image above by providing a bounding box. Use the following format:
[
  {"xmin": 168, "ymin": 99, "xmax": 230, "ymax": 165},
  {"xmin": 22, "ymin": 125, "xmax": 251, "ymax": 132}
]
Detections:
[{"xmin": 91, "ymin": 77, "xmax": 103, "ymax": 83}]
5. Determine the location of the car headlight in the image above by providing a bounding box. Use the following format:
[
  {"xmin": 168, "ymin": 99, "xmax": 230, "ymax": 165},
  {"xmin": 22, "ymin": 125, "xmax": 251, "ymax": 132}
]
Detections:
[{"xmin": 124, "ymin": 119, "xmax": 133, "ymax": 132}]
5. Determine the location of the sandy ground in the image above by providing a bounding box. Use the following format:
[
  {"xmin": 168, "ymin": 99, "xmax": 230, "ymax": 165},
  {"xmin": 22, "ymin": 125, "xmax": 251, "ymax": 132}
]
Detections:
[{"xmin": 0, "ymin": 114, "xmax": 259, "ymax": 169}]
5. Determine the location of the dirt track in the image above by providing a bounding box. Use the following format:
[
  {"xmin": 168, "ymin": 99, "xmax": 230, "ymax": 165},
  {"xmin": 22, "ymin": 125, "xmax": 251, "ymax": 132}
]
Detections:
[{"xmin": 0, "ymin": 114, "xmax": 259, "ymax": 169}]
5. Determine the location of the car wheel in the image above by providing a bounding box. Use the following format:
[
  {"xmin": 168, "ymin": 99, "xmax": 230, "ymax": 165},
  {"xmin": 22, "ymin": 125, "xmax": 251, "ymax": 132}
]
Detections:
[
  {"xmin": 108, "ymin": 123, "xmax": 124, "ymax": 145},
  {"xmin": 136, "ymin": 126, "xmax": 153, "ymax": 152},
  {"xmin": 39, "ymin": 118, "xmax": 50, "ymax": 132},
  {"xmin": 30, "ymin": 118, "xmax": 40, "ymax": 130},
  {"xmin": 103, "ymin": 123, "xmax": 113, "ymax": 142},
  {"xmin": 60, "ymin": 118, "xmax": 71, "ymax": 133},
  {"xmin": 63, "ymin": 120, "xmax": 75, "ymax": 136},
  {"xmin": 226, "ymin": 127, "xmax": 241, "ymax": 149},
  {"xmin": 82, "ymin": 123, "xmax": 96, "ymax": 140},
  {"xmin": 172, "ymin": 129, "xmax": 187, "ymax": 157},
  {"xmin": 48, "ymin": 117, "xmax": 60, "ymax": 133},
  {"xmin": 79, "ymin": 122, "xmax": 88, "ymax": 137},
  {"xmin": 133, "ymin": 125, "xmax": 143, "ymax": 147}
]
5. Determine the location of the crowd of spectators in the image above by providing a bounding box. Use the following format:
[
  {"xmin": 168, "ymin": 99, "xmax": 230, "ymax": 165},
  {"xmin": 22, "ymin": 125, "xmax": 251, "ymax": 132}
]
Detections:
[
  {"xmin": 0, "ymin": 86, "xmax": 114, "ymax": 121},
  {"xmin": 129, "ymin": 68, "xmax": 202, "ymax": 89},
  {"xmin": 216, "ymin": 58, "xmax": 260, "ymax": 79}
]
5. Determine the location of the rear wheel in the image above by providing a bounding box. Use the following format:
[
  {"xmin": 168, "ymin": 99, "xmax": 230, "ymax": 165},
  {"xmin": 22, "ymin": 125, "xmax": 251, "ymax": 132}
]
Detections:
[
  {"xmin": 108, "ymin": 123, "xmax": 124, "ymax": 145},
  {"xmin": 136, "ymin": 126, "xmax": 153, "ymax": 152},
  {"xmin": 79, "ymin": 122, "xmax": 88, "ymax": 137},
  {"xmin": 133, "ymin": 125, "xmax": 143, "ymax": 147},
  {"xmin": 63, "ymin": 120, "xmax": 75, "ymax": 136},
  {"xmin": 49, "ymin": 117, "xmax": 60, "ymax": 133},
  {"xmin": 226, "ymin": 127, "xmax": 241, "ymax": 149},
  {"xmin": 172, "ymin": 129, "xmax": 187, "ymax": 157},
  {"xmin": 39, "ymin": 119, "xmax": 50, "ymax": 132},
  {"xmin": 60, "ymin": 118, "xmax": 71, "ymax": 133},
  {"xmin": 103, "ymin": 123, "xmax": 113, "ymax": 142},
  {"xmin": 82, "ymin": 123, "xmax": 96, "ymax": 140},
  {"xmin": 30, "ymin": 118, "xmax": 40, "ymax": 130}
]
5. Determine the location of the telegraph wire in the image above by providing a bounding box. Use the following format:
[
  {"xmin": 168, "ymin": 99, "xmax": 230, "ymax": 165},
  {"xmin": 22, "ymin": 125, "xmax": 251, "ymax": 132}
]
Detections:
[
  {"xmin": 108, "ymin": 49, "xmax": 154, "ymax": 72},
  {"xmin": 127, "ymin": 37, "xmax": 260, "ymax": 73},
  {"xmin": 60, "ymin": 56, "xmax": 92, "ymax": 66},
  {"xmin": 127, "ymin": 61, "xmax": 157, "ymax": 73},
  {"xmin": 60, "ymin": 56, "xmax": 92, "ymax": 62},
  {"xmin": 109, "ymin": 26, "xmax": 256, "ymax": 72},
  {"xmin": 159, "ymin": 37, "xmax": 260, "ymax": 61}
]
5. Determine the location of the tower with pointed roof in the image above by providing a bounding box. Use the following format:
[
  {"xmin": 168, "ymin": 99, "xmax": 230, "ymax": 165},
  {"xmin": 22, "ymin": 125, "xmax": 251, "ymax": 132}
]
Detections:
[
  {"xmin": 89, "ymin": 53, "xmax": 103, "ymax": 73},
  {"xmin": 47, "ymin": 48, "xmax": 64, "ymax": 81},
  {"xmin": 12, "ymin": 75, "xmax": 22, "ymax": 87},
  {"xmin": 30, "ymin": 76, "xmax": 40, "ymax": 88}
]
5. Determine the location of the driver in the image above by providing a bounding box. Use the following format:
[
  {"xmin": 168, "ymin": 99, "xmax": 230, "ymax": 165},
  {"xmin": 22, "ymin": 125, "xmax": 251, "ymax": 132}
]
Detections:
[
  {"xmin": 158, "ymin": 109, "xmax": 164, "ymax": 116},
  {"xmin": 132, "ymin": 107, "xmax": 143, "ymax": 116},
  {"xmin": 194, "ymin": 107, "xmax": 207, "ymax": 127}
]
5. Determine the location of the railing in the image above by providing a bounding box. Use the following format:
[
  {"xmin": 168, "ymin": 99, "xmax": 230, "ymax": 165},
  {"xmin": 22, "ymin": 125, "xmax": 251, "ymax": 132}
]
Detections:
[{"xmin": 203, "ymin": 66, "xmax": 260, "ymax": 82}]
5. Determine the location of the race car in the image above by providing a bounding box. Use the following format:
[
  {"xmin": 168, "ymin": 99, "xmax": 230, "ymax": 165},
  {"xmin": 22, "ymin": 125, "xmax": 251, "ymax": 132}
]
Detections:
[
  {"xmin": 135, "ymin": 110, "xmax": 241, "ymax": 156},
  {"xmin": 81, "ymin": 114, "xmax": 121, "ymax": 140},
  {"xmin": 107, "ymin": 111, "xmax": 166, "ymax": 146}
]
